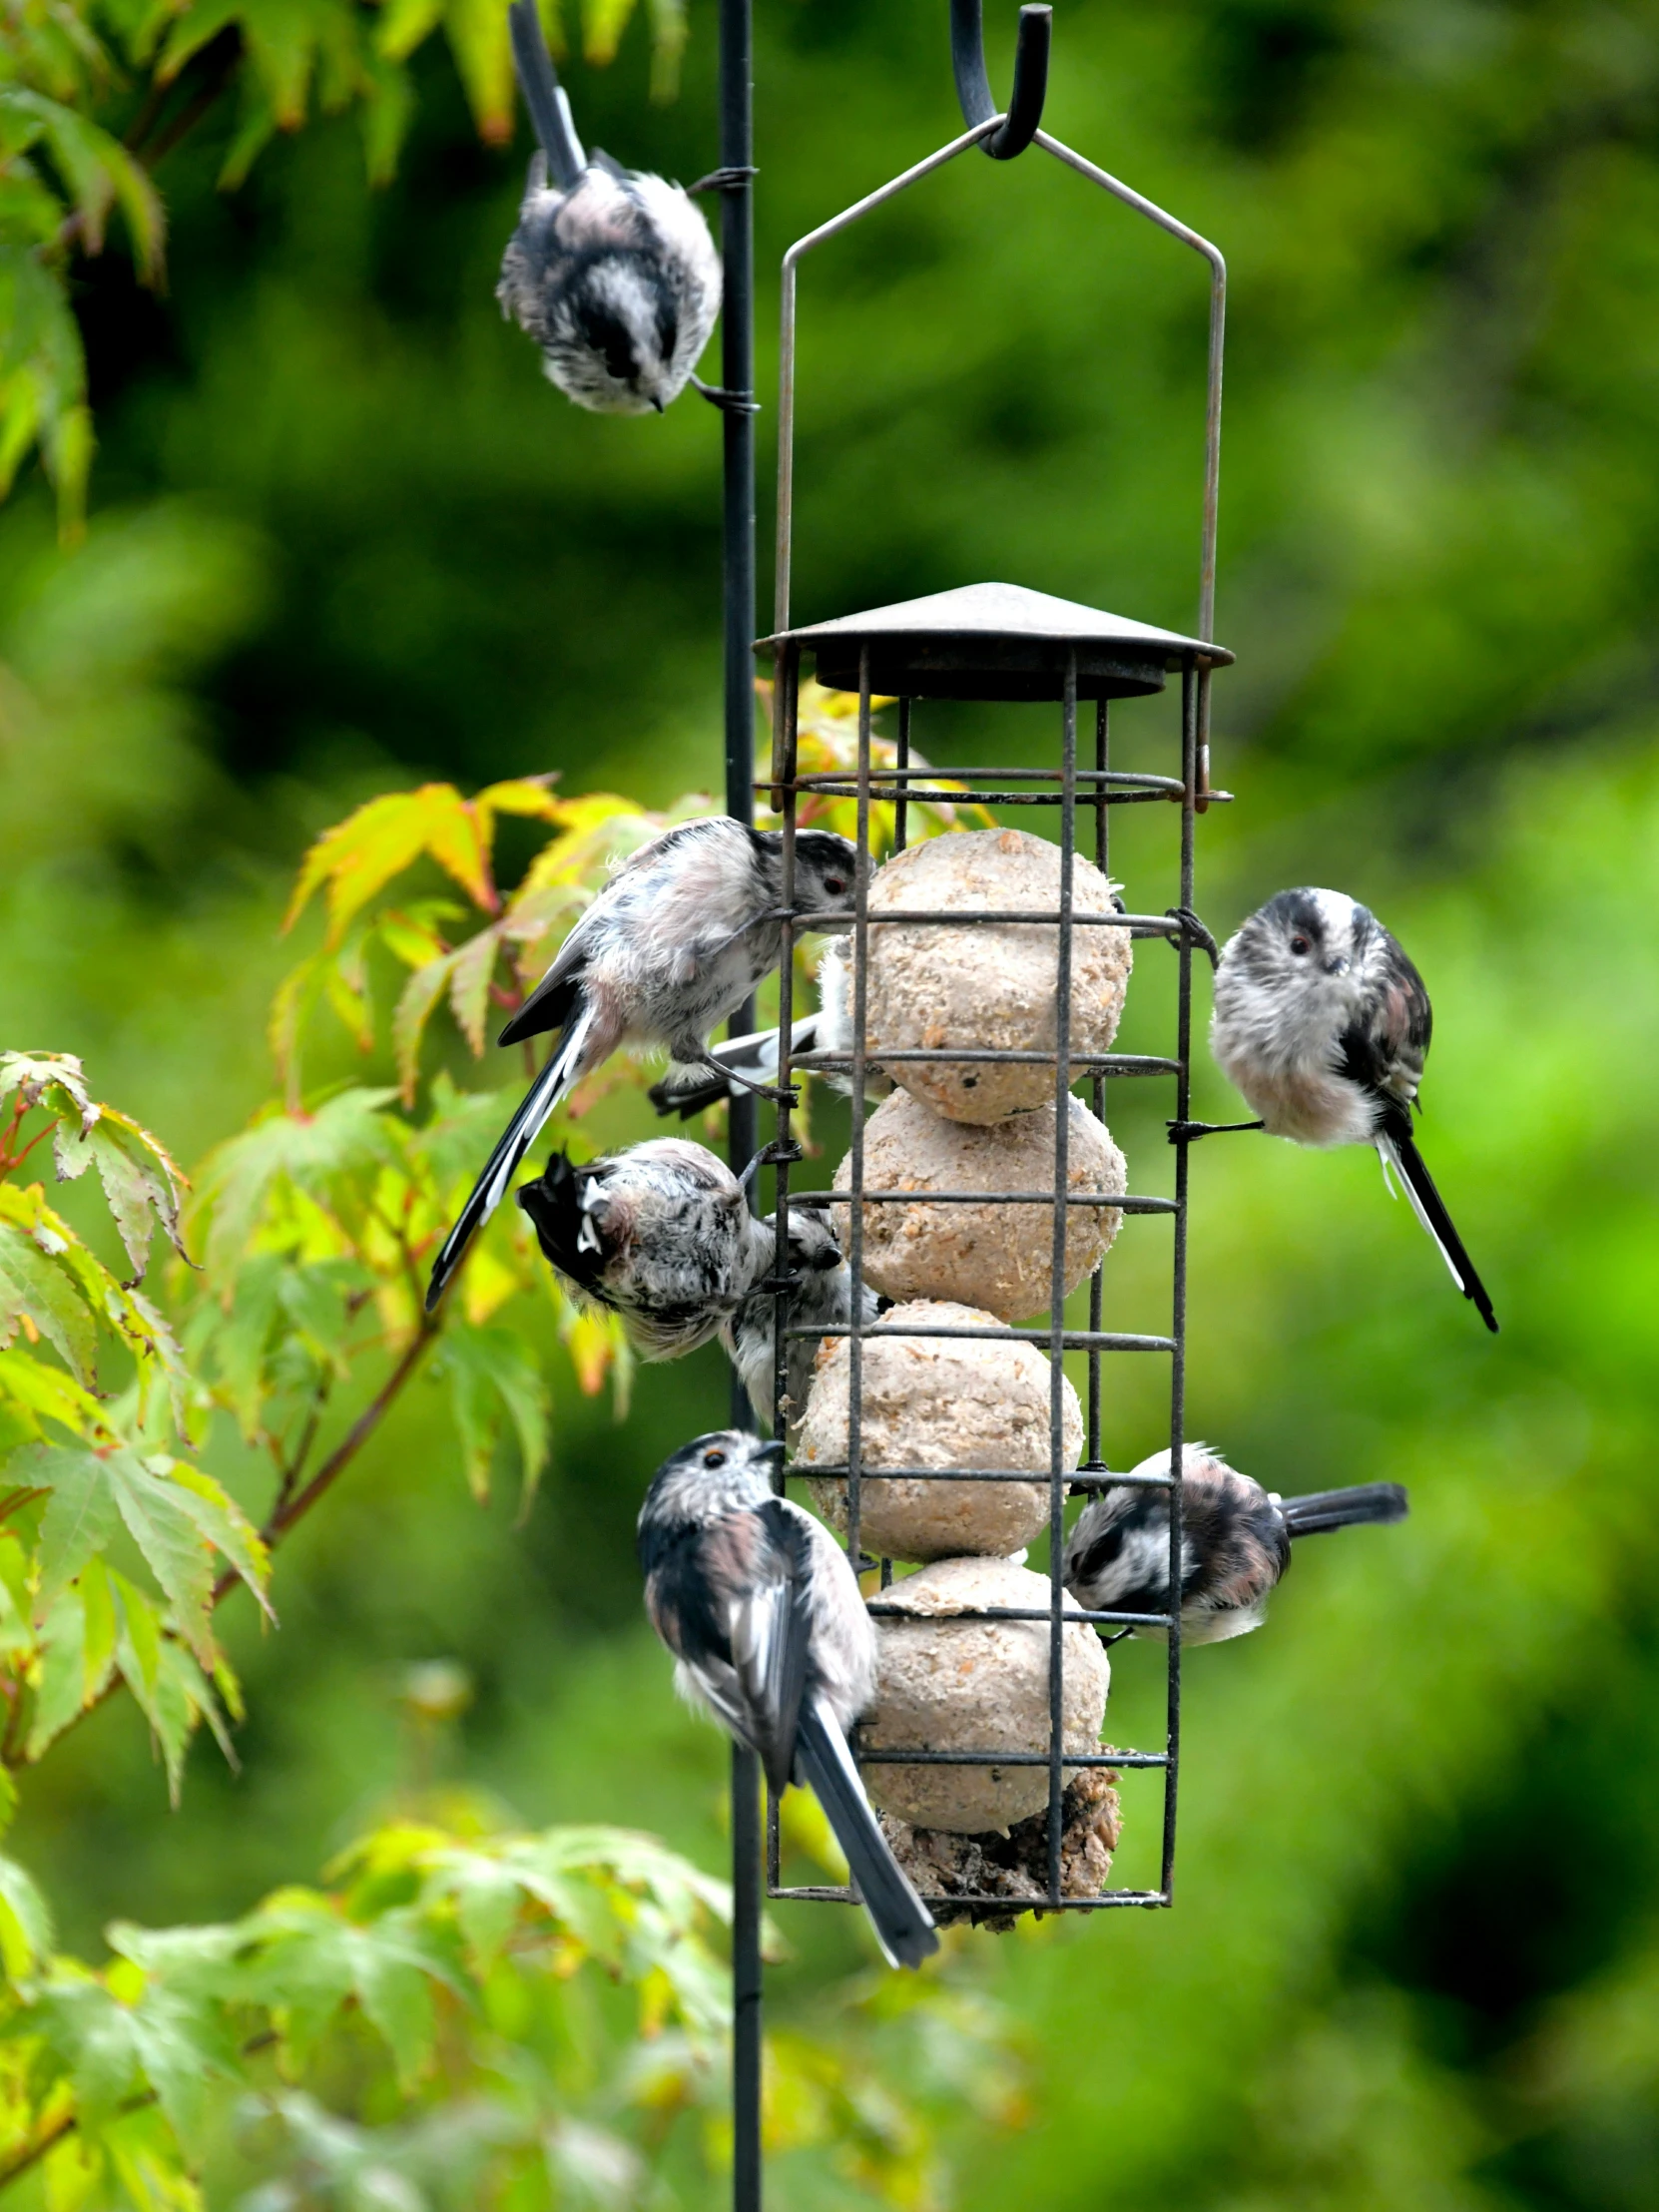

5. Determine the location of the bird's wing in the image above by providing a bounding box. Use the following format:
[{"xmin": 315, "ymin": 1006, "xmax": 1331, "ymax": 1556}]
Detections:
[
  {"xmin": 597, "ymin": 817, "xmax": 714, "ymax": 889},
  {"xmin": 496, "ymin": 940, "xmax": 589, "ymax": 1047},
  {"xmin": 504, "ymin": 820, "xmax": 746, "ymax": 1048},
  {"xmin": 723, "ymin": 1499, "xmax": 815, "ymax": 1800},
  {"xmin": 1340, "ymin": 930, "xmax": 1432, "ymax": 1111}
]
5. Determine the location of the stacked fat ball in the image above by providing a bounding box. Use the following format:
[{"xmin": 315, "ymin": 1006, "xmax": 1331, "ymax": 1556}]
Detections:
[{"xmin": 793, "ymin": 829, "xmax": 1127, "ymax": 1907}]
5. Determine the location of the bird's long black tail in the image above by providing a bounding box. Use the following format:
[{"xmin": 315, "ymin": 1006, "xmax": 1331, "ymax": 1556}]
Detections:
[
  {"xmin": 1377, "ymin": 1130, "xmax": 1498, "ymax": 1334},
  {"xmin": 1281, "ymin": 1482, "xmax": 1409, "ymax": 1538},
  {"xmin": 795, "ymin": 1699, "xmax": 938, "ymax": 1970},
  {"xmin": 507, "ymin": 0, "xmax": 586, "ymax": 190},
  {"xmin": 649, "ymin": 1017, "xmax": 817, "ymax": 1120},
  {"xmin": 425, "ymin": 1008, "xmax": 593, "ymax": 1312}
]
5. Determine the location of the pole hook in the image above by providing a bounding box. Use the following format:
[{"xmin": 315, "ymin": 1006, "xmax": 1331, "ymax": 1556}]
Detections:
[{"xmin": 950, "ymin": 0, "xmax": 1051, "ymax": 160}]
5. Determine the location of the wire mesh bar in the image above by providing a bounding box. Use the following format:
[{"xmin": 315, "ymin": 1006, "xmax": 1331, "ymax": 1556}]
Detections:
[
  {"xmin": 1162, "ymin": 668, "xmax": 1199, "ymax": 1901},
  {"xmin": 804, "ymin": 1464, "xmax": 1177, "ymax": 1489},
  {"xmin": 774, "ymin": 1887, "xmax": 1171, "ymax": 1911},
  {"xmin": 782, "ymin": 1190, "xmax": 1175, "ymax": 1210},
  {"xmin": 1046, "ymin": 654, "xmax": 1077, "ymax": 1901},
  {"xmin": 789, "ymin": 1324, "xmax": 1175, "ymax": 1351},
  {"xmin": 792, "ymin": 1050, "xmax": 1182, "ymax": 1073},
  {"xmin": 857, "ymin": 1747, "xmax": 1161, "ymax": 1768},
  {"xmin": 779, "ymin": 786, "xmax": 1230, "ymax": 811},
  {"xmin": 1088, "ymin": 697, "xmax": 1110, "ymax": 1476},
  {"xmin": 859, "ymin": 1608, "xmax": 1167, "ymax": 1626},
  {"xmin": 790, "ymin": 765, "xmax": 1178, "ymax": 785},
  {"xmin": 893, "ymin": 697, "xmax": 911, "ymax": 853},
  {"xmin": 786, "ymin": 908, "xmax": 1189, "ymax": 929}
]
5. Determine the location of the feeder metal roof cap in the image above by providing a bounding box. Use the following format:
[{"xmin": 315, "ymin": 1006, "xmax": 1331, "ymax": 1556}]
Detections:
[{"xmin": 755, "ymin": 581, "xmax": 1232, "ymax": 703}]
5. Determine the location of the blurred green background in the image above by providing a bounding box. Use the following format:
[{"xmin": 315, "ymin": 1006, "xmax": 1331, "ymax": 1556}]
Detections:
[{"xmin": 4, "ymin": 0, "xmax": 1659, "ymax": 2203}]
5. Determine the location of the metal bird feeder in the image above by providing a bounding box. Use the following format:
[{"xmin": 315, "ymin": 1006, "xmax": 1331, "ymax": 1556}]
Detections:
[{"xmin": 751, "ymin": 30, "xmax": 1230, "ymax": 1924}]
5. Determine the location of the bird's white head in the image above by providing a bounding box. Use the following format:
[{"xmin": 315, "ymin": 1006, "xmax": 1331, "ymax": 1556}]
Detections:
[{"xmin": 1221, "ymin": 886, "xmax": 1375, "ymax": 1002}]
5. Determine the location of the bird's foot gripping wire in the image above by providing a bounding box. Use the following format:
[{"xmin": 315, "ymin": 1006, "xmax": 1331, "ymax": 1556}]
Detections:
[
  {"xmin": 691, "ymin": 375, "xmax": 762, "ymax": 415},
  {"xmin": 1165, "ymin": 906, "xmax": 1222, "ymax": 968},
  {"xmin": 701, "ymin": 1054, "xmax": 796, "ymax": 1105},
  {"xmin": 1167, "ymin": 1118, "xmax": 1267, "ymax": 1145},
  {"xmin": 688, "ymin": 165, "xmax": 758, "ymax": 195},
  {"xmin": 738, "ymin": 1138, "xmax": 804, "ymax": 1192}
]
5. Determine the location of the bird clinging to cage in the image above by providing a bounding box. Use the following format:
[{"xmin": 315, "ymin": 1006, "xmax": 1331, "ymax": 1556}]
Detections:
[
  {"xmin": 424, "ymin": 817, "xmax": 857, "ymax": 1313},
  {"xmin": 497, "ymin": 0, "xmax": 722, "ymax": 415},
  {"xmin": 1204, "ymin": 886, "xmax": 1498, "ymax": 1332},
  {"xmin": 1064, "ymin": 1444, "xmax": 1408, "ymax": 1643},
  {"xmin": 638, "ymin": 1428, "xmax": 939, "ymax": 1969},
  {"xmin": 516, "ymin": 1140, "xmax": 771, "ymax": 1361}
]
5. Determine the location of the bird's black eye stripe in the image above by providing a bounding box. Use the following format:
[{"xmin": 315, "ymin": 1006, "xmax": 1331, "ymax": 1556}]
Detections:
[{"xmin": 656, "ymin": 300, "xmax": 679, "ymax": 364}]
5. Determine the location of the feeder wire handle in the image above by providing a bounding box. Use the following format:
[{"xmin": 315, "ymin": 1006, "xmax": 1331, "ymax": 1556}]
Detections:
[{"xmin": 950, "ymin": 0, "xmax": 1051, "ymax": 159}]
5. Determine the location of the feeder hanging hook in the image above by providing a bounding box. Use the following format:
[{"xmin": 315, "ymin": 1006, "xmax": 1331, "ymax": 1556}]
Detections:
[{"xmin": 950, "ymin": 0, "xmax": 1051, "ymax": 159}]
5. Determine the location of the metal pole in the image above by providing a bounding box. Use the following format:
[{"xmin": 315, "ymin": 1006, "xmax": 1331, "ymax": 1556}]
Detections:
[{"xmin": 717, "ymin": 3, "xmax": 763, "ymax": 2206}]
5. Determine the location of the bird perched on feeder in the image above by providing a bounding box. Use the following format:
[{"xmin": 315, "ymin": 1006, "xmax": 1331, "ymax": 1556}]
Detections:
[
  {"xmin": 639, "ymin": 1428, "xmax": 938, "ymax": 1969},
  {"xmin": 1064, "ymin": 1443, "xmax": 1408, "ymax": 1644},
  {"xmin": 723, "ymin": 1202, "xmax": 883, "ymax": 1433},
  {"xmin": 497, "ymin": 0, "xmax": 722, "ymax": 415},
  {"xmin": 1203, "ymin": 887, "xmax": 1498, "ymax": 1333},
  {"xmin": 516, "ymin": 1140, "xmax": 770, "ymax": 1361},
  {"xmin": 650, "ymin": 940, "xmax": 892, "ymax": 1119},
  {"xmin": 424, "ymin": 817, "xmax": 857, "ymax": 1312}
]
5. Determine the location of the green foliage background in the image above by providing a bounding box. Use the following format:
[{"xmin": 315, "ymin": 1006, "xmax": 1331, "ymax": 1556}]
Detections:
[{"xmin": 3, "ymin": 0, "xmax": 1659, "ymax": 2204}]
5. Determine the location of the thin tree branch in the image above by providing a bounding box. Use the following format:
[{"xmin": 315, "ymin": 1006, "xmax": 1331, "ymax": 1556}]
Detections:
[
  {"xmin": 135, "ymin": 54, "xmax": 239, "ymax": 171},
  {"xmin": 0, "ymin": 2109, "xmax": 75, "ymax": 2193},
  {"xmin": 267, "ymin": 1321, "xmax": 438, "ymax": 1544},
  {"xmin": 210, "ymin": 1317, "xmax": 439, "ymax": 1606}
]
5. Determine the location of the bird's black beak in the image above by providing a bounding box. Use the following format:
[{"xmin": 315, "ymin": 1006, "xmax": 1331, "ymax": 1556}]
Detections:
[
  {"xmin": 650, "ymin": 395, "xmax": 665, "ymax": 414},
  {"xmin": 758, "ymin": 1440, "xmax": 786, "ymax": 1473}
]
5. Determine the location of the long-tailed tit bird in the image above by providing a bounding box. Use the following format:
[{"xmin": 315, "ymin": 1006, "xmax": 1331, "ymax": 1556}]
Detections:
[
  {"xmin": 1206, "ymin": 887, "xmax": 1497, "ymax": 1332},
  {"xmin": 639, "ymin": 1429, "xmax": 938, "ymax": 1969},
  {"xmin": 516, "ymin": 1140, "xmax": 770, "ymax": 1361},
  {"xmin": 651, "ymin": 940, "xmax": 892, "ymax": 1119},
  {"xmin": 722, "ymin": 1203, "xmax": 882, "ymax": 1432},
  {"xmin": 497, "ymin": 0, "xmax": 721, "ymax": 415},
  {"xmin": 424, "ymin": 818, "xmax": 856, "ymax": 1312},
  {"xmin": 1064, "ymin": 1444, "xmax": 1408, "ymax": 1644}
]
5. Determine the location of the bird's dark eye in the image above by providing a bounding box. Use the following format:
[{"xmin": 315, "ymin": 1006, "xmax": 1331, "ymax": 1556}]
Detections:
[
  {"xmin": 703, "ymin": 1448, "xmax": 726, "ymax": 1468},
  {"xmin": 823, "ymin": 875, "xmax": 846, "ymax": 897},
  {"xmin": 1289, "ymin": 934, "xmax": 1311, "ymax": 956}
]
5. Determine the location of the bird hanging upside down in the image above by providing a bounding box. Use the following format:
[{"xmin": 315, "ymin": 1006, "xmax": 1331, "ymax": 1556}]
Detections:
[{"xmin": 497, "ymin": 0, "xmax": 723, "ymax": 414}]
